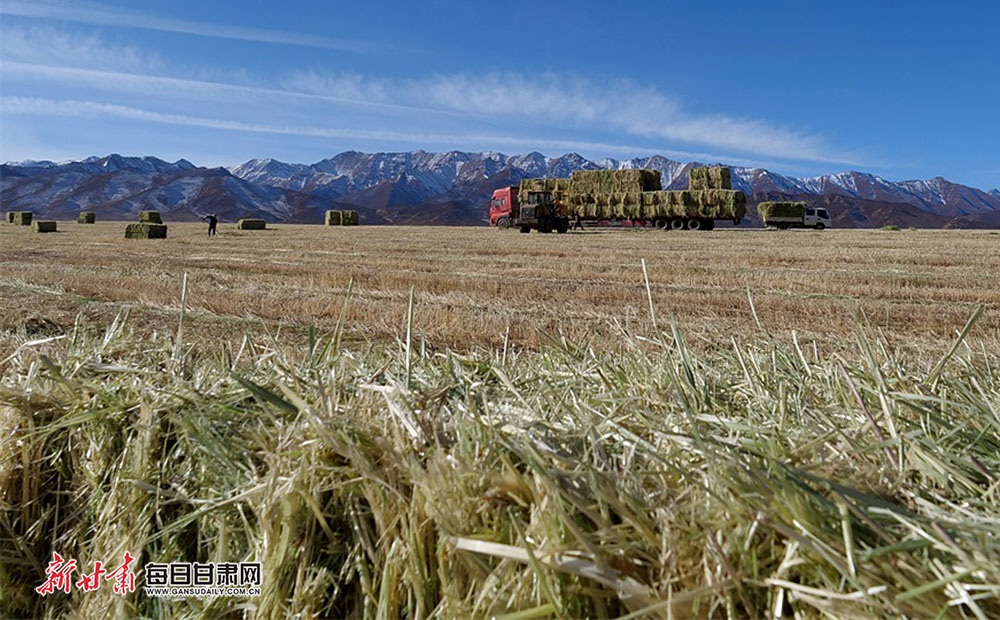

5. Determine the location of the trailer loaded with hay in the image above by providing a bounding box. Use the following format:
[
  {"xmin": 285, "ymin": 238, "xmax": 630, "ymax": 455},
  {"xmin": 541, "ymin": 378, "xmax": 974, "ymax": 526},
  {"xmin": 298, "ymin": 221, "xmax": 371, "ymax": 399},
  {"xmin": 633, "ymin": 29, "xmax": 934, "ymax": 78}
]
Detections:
[
  {"xmin": 489, "ymin": 167, "xmax": 746, "ymax": 232},
  {"xmin": 758, "ymin": 202, "xmax": 832, "ymax": 230}
]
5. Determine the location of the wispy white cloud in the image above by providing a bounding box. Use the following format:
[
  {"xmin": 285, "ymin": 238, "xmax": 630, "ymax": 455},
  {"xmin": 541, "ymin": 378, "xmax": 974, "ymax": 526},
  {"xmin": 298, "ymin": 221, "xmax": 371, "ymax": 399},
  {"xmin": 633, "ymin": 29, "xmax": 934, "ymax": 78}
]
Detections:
[
  {"xmin": 287, "ymin": 70, "xmax": 866, "ymax": 166},
  {"xmin": 1, "ymin": 24, "xmax": 165, "ymax": 73},
  {"xmin": 2, "ymin": 96, "xmax": 796, "ymax": 167},
  {"xmin": 0, "ymin": 0, "xmax": 403, "ymax": 54}
]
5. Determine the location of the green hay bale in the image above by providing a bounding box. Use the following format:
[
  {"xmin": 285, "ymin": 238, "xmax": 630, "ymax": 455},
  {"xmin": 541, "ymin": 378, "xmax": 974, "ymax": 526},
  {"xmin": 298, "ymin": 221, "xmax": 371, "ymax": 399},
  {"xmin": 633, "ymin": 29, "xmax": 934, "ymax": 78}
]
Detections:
[
  {"xmin": 757, "ymin": 201, "xmax": 806, "ymax": 219},
  {"xmin": 5, "ymin": 212, "xmax": 14, "ymax": 224},
  {"xmin": 77, "ymin": 212, "xmax": 96, "ymax": 224},
  {"xmin": 13, "ymin": 211, "xmax": 33, "ymax": 225},
  {"xmin": 139, "ymin": 210, "xmax": 162, "ymax": 223},
  {"xmin": 325, "ymin": 210, "xmax": 342, "ymax": 225},
  {"xmin": 237, "ymin": 218, "xmax": 267, "ymax": 230},
  {"xmin": 124, "ymin": 223, "xmax": 167, "ymax": 239},
  {"xmin": 689, "ymin": 167, "xmax": 732, "ymax": 190},
  {"xmin": 570, "ymin": 169, "xmax": 661, "ymax": 192},
  {"xmin": 33, "ymin": 220, "xmax": 57, "ymax": 233},
  {"xmin": 341, "ymin": 210, "xmax": 359, "ymax": 226}
]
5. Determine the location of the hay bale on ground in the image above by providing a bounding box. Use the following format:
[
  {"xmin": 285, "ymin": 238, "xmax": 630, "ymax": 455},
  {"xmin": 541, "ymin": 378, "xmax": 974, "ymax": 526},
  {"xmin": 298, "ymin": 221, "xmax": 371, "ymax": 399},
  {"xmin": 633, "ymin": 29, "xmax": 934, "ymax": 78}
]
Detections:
[
  {"xmin": 125, "ymin": 223, "xmax": 167, "ymax": 239},
  {"xmin": 78, "ymin": 212, "xmax": 96, "ymax": 224},
  {"xmin": 139, "ymin": 210, "xmax": 162, "ymax": 223},
  {"xmin": 325, "ymin": 210, "xmax": 342, "ymax": 225},
  {"xmin": 5, "ymin": 212, "xmax": 14, "ymax": 224},
  {"xmin": 237, "ymin": 218, "xmax": 266, "ymax": 230},
  {"xmin": 13, "ymin": 212, "xmax": 33, "ymax": 225},
  {"xmin": 758, "ymin": 202, "xmax": 806, "ymax": 219},
  {"xmin": 33, "ymin": 221, "xmax": 57, "ymax": 233},
  {"xmin": 341, "ymin": 210, "xmax": 359, "ymax": 226}
]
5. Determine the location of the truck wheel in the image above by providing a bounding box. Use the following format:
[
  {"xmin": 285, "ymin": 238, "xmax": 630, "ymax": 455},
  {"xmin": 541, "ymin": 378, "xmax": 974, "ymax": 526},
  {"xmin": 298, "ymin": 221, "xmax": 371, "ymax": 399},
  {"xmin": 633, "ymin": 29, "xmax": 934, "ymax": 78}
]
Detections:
[
  {"xmin": 519, "ymin": 227, "xmax": 530, "ymax": 233},
  {"xmin": 686, "ymin": 219, "xmax": 702, "ymax": 230},
  {"xmin": 705, "ymin": 219, "xmax": 715, "ymax": 231},
  {"xmin": 815, "ymin": 223, "xmax": 826, "ymax": 230},
  {"xmin": 497, "ymin": 217, "xmax": 510, "ymax": 230},
  {"xmin": 670, "ymin": 219, "xmax": 685, "ymax": 230},
  {"xmin": 655, "ymin": 218, "xmax": 668, "ymax": 230},
  {"xmin": 556, "ymin": 219, "xmax": 568, "ymax": 234}
]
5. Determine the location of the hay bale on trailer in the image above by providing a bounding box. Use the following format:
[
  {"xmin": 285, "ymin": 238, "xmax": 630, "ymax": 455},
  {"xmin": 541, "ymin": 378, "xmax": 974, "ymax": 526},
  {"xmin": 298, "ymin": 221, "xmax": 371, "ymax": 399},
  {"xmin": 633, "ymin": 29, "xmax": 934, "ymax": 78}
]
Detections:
[
  {"xmin": 78, "ymin": 212, "xmax": 96, "ymax": 224},
  {"xmin": 341, "ymin": 210, "xmax": 359, "ymax": 226},
  {"xmin": 758, "ymin": 201, "xmax": 806, "ymax": 219},
  {"xmin": 325, "ymin": 210, "xmax": 342, "ymax": 225},
  {"xmin": 125, "ymin": 223, "xmax": 167, "ymax": 239},
  {"xmin": 237, "ymin": 218, "xmax": 266, "ymax": 230},
  {"xmin": 33, "ymin": 220, "xmax": 57, "ymax": 233},
  {"xmin": 139, "ymin": 210, "xmax": 162, "ymax": 223},
  {"xmin": 689, "ymin": 166, "xmax": 732, "ymax": 190},
  {"xmin": 13, "ymin": 212, "xmax": 33, "ymax": 225}
]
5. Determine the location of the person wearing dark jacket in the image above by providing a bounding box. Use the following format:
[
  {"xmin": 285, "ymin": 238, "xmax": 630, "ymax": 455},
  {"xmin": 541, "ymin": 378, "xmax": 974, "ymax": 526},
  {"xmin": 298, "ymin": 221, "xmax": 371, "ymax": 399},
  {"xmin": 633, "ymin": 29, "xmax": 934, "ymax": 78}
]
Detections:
[{"xmin": 203, "ymin": 214, "xmax": 218, "ymax": 236}]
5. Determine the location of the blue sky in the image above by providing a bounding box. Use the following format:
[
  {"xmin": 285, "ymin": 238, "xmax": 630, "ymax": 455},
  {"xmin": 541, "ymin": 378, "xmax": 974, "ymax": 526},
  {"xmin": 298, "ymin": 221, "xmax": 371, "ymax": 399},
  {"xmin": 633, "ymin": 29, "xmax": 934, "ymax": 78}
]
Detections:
[{"xmin": 2, "ymin": 0, "xmax": 998, "ymax": 189}]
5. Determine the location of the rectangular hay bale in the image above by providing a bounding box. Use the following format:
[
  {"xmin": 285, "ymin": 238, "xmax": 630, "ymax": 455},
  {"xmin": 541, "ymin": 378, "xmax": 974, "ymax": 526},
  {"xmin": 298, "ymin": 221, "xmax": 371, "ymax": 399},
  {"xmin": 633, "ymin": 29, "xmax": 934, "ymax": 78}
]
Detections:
[
  {"xmin": 758, "ymin": 201, "xmax": 806, "ymax": 219},
  {"xmin": 341, "ymin": 210, "xmax": 359, "ymax": 225},
  {"xmin": 78, "ymin": 212, "xmax": 96, "ymax": 224},
  {"xmin": 139, "ymin": 210, "xmax": 162, "ymax": 223},
  {"xmin": 5, "ymin": 212, "xmax": 14, "ymax": 224},
  {"xmin": 33, "ymin": 220, "xmax": 57, "ymax": 233},
  {"xmin": 237, "ymin": 218, "xmax": 266, "ymax": 230},
  {"xmin": 14, "ymin": 211, "xmax": 33, "ymax": 225},
  {"xmin": 125, "ymin": 223, "xmax": 167, "ymax": 239},
  {"xmin": 325, "ymin": 210, "xmax": 342, "ymax": 225},
  {"xmin": 689, "ymin": 166, "xmax": 732, "ymax": 190}
]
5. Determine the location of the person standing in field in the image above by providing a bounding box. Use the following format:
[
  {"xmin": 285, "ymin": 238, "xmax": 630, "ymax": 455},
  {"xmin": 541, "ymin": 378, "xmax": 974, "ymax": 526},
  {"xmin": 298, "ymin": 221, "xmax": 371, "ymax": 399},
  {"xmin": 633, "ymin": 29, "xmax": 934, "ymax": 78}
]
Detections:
[
  {"xmin": 573, "ymin": 212, "xmax": 584, "ymax": 231},
  {"xmin": 203, "ymin": 213, "xmax": 218, "ymax": 236}
]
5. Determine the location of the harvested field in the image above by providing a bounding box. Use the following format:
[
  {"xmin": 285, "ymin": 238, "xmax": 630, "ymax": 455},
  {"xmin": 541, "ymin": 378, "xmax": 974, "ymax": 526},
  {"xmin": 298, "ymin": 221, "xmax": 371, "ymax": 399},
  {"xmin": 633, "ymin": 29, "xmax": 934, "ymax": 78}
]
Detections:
[
  {"xmin": 2, "ymin": 223, "xmax": 999, "ymax": 358},
  {"xmin": 3, "ymin": 223, "xmax": 1000, "ymax": 618}
]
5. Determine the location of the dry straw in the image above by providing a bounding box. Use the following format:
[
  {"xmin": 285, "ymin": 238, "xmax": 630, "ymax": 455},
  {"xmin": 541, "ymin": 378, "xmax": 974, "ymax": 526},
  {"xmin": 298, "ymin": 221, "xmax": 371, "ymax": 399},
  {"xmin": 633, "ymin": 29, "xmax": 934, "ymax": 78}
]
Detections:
[{"xmin": 2, "ymin": 305, "xmax": 997, "ymax": 618}]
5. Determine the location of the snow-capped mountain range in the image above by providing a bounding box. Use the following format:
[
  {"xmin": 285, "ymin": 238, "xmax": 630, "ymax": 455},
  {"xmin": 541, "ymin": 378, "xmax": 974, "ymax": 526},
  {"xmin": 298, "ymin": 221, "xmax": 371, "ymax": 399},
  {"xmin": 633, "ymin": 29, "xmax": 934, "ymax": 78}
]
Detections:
[{"xmin": 2, "ymin": 151, "xmax": 999, "ymax": 227}]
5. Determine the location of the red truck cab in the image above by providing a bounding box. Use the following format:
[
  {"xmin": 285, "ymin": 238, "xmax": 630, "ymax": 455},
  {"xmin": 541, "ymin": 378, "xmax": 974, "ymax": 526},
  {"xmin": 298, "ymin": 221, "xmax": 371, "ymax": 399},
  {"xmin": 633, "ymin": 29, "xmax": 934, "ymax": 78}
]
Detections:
[{"xmin": 489, "ymin": 187, "xmax": 518, "ymax": 228}]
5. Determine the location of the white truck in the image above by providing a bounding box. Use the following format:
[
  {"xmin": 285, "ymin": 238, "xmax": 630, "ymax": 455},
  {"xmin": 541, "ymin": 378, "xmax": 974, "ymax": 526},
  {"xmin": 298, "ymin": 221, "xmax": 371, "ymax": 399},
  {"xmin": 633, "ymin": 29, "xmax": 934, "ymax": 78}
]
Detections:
[{"xmin": 758, "ymin": 201, "xmax": 831, "ymax": 230}]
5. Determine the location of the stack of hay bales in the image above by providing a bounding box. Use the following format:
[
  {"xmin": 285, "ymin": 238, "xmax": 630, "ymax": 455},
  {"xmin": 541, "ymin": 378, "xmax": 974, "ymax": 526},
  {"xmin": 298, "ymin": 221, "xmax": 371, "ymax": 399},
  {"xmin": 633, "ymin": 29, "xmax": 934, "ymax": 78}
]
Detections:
[
  {"xmin": 757, "ymin": 201, "xmax": 806, "ymax": 219},
  {"xmin": 125, "ymin": 210, "xmax": 167, "ymax": 239},
  {"xmin": 139, "ymin": 210, "xmax": 163, "ymax": 224},
  {"xmin": 689, "ymin": 166, "xmax": 732, "ymax": 190},
  {"xmin": 78, "ymin": 212, "xmax": 96, "ymax": 224},
  {"xmin": 325, "ymin": 210, "xmax": 359, "ymax": 226},
  {"xmin": 33, "ymin": 221, "xmax": 57, "ymax": 233},
  {"xmin": 12, "ymin": 211, "xmax": 33, "ymax": 225},
  {"xmin": 237, "ymin": 218, "xmax": 266, "ymax": 230}
]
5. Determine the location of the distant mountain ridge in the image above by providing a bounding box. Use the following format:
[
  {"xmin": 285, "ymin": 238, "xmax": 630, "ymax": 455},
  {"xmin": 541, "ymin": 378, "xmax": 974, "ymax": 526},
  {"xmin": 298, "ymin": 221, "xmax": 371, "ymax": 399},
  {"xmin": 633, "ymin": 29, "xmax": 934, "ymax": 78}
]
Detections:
[{"xmin": 3, "ymin": 151, "xmax": 999, "ymax": 228}]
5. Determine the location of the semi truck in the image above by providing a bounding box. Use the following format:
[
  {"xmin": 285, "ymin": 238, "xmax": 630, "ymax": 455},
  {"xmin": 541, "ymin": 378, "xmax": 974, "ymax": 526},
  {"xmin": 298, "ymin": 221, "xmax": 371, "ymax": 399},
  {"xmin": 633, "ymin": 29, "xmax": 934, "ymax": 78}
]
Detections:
[
  {"xmin": 758, "ymin": 202, "xmax": 832, "ymax": 230},
  {"xmin": 489, "ymin": 167, "xmax": 746, "ymax": 232}
]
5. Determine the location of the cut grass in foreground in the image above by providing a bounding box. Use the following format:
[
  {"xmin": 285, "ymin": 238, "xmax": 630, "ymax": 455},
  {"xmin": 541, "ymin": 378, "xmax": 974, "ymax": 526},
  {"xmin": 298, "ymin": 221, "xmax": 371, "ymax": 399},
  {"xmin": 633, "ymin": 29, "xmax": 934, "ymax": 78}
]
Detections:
[{"xmin": 1, "ymin": 311, "xmax": 999, "ymax": 618}]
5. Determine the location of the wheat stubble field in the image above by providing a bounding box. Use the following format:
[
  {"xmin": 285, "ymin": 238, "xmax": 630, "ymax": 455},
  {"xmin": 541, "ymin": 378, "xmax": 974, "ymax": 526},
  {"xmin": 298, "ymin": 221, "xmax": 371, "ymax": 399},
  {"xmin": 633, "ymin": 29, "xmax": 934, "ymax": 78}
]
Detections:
[
  {"xmin": 3, "ymin": 222, "xmax": 1000, "ymax": 619},
  {"xmin": 2, "ymin": 223, "xmax": 999, "ymax": 357}
]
